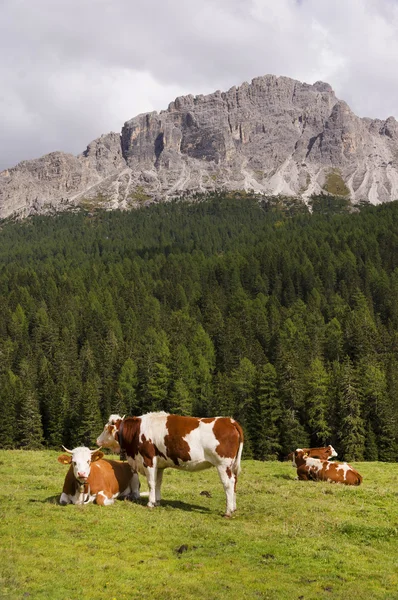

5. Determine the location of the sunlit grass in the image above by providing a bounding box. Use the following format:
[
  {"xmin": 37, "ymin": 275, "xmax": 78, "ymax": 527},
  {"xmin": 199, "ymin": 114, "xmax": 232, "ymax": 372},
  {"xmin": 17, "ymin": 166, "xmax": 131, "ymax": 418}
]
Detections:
[{"xmin": 0, "ymin": 451, "xmax": 397, "ymax": 599}]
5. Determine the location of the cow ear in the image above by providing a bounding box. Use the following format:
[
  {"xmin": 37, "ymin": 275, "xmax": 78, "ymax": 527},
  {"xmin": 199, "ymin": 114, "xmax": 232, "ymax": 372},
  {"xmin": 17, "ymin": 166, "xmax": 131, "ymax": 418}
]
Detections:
[
  {"xmin": 91, "ymin": 451, "xmax": 104, "ymax": 462},
  {"xmin": 58, "ymin": 454, "xmax": 72, "ymax": 464}
]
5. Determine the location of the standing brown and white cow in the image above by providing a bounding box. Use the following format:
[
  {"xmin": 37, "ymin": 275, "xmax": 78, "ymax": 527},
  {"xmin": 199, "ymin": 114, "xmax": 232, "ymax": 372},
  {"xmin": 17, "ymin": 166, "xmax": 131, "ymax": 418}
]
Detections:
[
  {"xmin": 292, "ymin": 449, "xmax": 363, "ymax": 486},
  {"xmin": 96, "ymin": 412, "xmax": 244, "ymax": 517},
  {"xmin": 58, "ymin": 446, "xmax": 140, "ymax": 505}
]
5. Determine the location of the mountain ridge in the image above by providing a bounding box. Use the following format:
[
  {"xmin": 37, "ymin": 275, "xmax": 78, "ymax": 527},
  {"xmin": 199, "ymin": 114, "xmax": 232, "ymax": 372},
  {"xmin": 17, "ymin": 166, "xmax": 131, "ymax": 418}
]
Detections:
[{"xmin": 1, "ymin": 74, "xmax": 398, "ymax": 219}]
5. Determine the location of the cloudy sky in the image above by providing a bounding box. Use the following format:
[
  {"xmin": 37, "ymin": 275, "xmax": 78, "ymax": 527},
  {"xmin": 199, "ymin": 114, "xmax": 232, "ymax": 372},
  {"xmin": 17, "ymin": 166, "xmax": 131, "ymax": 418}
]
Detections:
[{"xmin": 1, "ymin": 0, "xmax": 397, "ymax": 171}]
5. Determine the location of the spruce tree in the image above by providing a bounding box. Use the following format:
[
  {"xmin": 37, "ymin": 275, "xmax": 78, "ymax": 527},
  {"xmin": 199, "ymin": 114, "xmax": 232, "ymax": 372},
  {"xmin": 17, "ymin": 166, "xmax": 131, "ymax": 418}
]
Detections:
[
  {"xmin": 338, "ymin": 358, "xmax": 365, "ymax": 461},
  {"xmin": 304, "ymin": 358, "xmax": 331, "ymax": 446},
  {"xmin": 0, "ymin": 370, "xmax": 19, "ymax": 448},
  {"xmin": 256, "ymin": 363, "xmax": 282, "ymax": 460},
  {"xmin": 116, "ymin": 357, "xmax": 138, "ymax": 415}
]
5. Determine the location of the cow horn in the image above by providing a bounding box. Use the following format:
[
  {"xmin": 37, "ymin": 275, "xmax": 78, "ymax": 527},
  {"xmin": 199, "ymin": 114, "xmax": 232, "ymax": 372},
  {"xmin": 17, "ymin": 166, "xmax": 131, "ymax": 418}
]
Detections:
[
  {"xmin": 121, "ymin": 415, "xmax": 125, "ymax": 420},
  {"xmin": 91, "ymin": 447, "xmax": 102, "ymax": 453},
  {"xmin": 62, "ymin": 445, "xmax": 73, "ymax": 454}
]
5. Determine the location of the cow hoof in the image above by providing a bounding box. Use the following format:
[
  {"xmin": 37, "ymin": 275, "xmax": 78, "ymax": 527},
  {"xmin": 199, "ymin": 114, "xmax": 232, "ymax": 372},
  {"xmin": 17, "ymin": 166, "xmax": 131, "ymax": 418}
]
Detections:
[{"xmin": 223, "ymin": 513, "xmax": 232, "ymax": 518}]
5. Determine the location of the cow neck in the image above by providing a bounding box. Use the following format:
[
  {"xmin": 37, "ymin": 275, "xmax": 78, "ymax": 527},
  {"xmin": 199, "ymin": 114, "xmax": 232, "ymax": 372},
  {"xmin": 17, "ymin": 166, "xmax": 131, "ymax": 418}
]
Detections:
[{"xmin": 118, "ymin": 419, "xmax": 126, "ymax": 461}]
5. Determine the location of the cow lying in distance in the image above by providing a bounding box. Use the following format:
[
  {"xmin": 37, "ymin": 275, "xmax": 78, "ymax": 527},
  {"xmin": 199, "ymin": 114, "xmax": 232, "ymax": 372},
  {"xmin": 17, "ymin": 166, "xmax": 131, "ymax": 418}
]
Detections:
[
  {"xmin": 287, "ymin": 445, "xmax": 337, "ymax": 462},
  {"xmin": 58, "ymin": 446, "xmax": 140, "ymax": 505},
  {"xmin": 96, "ymin": 412, "xmax": 244, "ymax": 517},
  {"xmin": 292, "ymin": 449, "xmax": 363, "ymax": 486}
]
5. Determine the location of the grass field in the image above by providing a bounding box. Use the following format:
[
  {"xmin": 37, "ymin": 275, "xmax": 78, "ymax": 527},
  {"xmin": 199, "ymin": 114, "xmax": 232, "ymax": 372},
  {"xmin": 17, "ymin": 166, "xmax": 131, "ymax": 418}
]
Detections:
[{"xmin": 0, "ymin": 451, "xmax": 398, "ymax": 600}]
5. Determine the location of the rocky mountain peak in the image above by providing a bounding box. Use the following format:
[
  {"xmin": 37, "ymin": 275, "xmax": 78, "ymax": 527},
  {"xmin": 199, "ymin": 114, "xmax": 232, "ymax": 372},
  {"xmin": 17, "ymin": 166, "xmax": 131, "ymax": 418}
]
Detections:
[{"xmin": 1, "ymin": 75, "xmax": 398, "ymax": 219}]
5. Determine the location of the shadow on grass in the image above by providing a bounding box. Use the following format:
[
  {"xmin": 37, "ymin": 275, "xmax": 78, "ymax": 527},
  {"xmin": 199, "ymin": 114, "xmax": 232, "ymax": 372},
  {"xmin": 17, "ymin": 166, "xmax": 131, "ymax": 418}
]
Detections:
[
  {"xmin": 160, "ymin": 499, "xmax": 211, "ymax": 513},
  {"xmin": 273, "ymin": 474, "xmax": 294, "ymax": 480},
  {"xmin": 30, "ymin": 496, "xmax": 211, "ymax": 512},
  {"xmin": 29, "ymin": 495, "xmax": 60, "ymax": 504}
]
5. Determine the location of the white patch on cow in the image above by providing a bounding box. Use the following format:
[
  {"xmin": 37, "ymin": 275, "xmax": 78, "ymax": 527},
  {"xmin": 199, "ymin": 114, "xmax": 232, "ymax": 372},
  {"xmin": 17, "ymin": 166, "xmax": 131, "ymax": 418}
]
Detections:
[
  {"xmin": 337, "ymin": 463, "xmax": 351, "ymax": 480},
  {"xmin": 140, "ymin": 413, "xmax": 168, "ymax": 447},
  {"xmin": 97, "ymin": 490, "xmax": 118, "ymax": 505},
  {"xmin": 181, "ymin": 420, "xmax": 220, "ymax": 471},
  {"xmin": 306, "ymin": 457, "xmax": 323, "ymax": 471}
]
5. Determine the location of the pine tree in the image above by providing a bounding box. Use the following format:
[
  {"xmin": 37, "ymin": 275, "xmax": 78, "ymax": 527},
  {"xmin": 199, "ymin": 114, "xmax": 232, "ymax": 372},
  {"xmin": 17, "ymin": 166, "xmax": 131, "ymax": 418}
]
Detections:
[
  {"xmin": 304, "ymin": 358, "xmax": 331, "ymax": 446},
  {"xmin": 77, "ymin": 373, "xmax": 103, "ymax": 447},
  {"xmin": 279, "ymin": 408, "xmax": 310, "ymax": 457},
  {"xmin": 230, "ymin": 357, "xmax": 256, "ymax": 457},
  {"xmin": 256, "ymin": 363, "xmax": 282, "ymax": 460},
  {"xmin": 0, "ymin": 370, "xmax": 19, "ymax": 448},
  {"xmin": 338, "ymin": 358, "xmax": 365, "ymax": 461},
  {"xmin": 358, "ymin": 360, "xmax": 397, "ymax": 462},
  {"xmin": 169, "ymin": 379, "xmax": 193, "ymax": 415},
  {"xmin": 17, "ymin": 389, "xmax": 44, "ymax": 449},
  {"xmin": 116, "ymin": 357, "xmax": 138, "ymax": 415}
]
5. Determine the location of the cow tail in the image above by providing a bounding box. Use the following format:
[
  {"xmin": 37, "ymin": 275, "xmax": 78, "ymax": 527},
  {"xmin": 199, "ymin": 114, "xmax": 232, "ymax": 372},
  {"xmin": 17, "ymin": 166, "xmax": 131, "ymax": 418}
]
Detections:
[{"xmin": 232, "ymin": 421, "xmax": 244, "ymax": 476}]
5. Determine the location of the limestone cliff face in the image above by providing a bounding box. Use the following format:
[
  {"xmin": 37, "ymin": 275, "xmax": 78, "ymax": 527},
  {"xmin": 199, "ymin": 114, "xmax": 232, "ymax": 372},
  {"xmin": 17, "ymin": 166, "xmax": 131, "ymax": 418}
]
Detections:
[{"xmin": 1, "ymin": 75, "xmax": 398, "ymax": 219}]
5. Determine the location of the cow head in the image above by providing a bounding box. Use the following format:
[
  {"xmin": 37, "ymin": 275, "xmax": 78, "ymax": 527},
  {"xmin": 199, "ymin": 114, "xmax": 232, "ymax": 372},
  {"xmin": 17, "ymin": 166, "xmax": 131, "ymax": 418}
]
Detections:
[
  {"xmin": 96, "ymin": 414, "xmax": 123, "ymax": 452},
  {"xmin": 327, "ymin": 445, "xmax": 338, "ymax": 458},
  {"xmin": 58, "ymin": 446, "xmax": 104, "ymax": 483},
  {"xmin": 292, "ymin": 449, "xmax": 308, "ymax": 468}
]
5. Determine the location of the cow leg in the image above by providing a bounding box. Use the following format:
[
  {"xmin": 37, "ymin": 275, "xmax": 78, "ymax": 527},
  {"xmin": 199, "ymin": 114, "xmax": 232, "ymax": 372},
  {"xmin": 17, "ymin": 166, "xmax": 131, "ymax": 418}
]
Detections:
[
  {"xmin": 145, "ymin": 464, "xmax": 158, "ymax": 508},
  {"xmin": 216, "ymin": 465, "xmax": 236, "ymax": 517},
  {"xmin": 155, "ymin": 469, "xmax": 164, "ymax": 506},
  {"xmin": 128, "ymin": 471, "xmax": 141, "ymax": 501},
  {"xmin": 297, "ymin": 466, "xmax": 310, "ymax": 481},
  {"xmin": 233, "ymin": 474, "xmax": 238, "ymax": 512},
  {"xmin": 95, "ymin": 491, "xmax": 115, "ymax": 506},
  {"xmin": 59, "ymin": 492, "xmax": 71, "ymax": 505}
]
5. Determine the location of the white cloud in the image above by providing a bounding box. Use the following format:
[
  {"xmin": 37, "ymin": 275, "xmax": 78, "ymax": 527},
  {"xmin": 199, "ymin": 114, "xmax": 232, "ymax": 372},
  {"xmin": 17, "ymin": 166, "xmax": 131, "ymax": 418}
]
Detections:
[{"xmin": 0, "ymin": 0, "xmax": 397, "ymax": 170}]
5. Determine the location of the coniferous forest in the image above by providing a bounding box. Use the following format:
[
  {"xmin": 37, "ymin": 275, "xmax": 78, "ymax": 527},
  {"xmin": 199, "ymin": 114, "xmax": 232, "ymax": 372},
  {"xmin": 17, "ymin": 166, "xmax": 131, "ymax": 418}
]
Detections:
[{"xmin": 1, "ymin": 193, "xmax": 398, "ymax": 462}]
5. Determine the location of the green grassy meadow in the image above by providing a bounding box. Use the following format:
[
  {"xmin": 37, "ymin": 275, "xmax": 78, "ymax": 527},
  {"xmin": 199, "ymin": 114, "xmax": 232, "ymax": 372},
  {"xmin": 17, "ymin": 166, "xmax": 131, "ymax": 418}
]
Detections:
[{"xmin": 0, "ymin": 451, "xmax": 398, "ymax": 600}]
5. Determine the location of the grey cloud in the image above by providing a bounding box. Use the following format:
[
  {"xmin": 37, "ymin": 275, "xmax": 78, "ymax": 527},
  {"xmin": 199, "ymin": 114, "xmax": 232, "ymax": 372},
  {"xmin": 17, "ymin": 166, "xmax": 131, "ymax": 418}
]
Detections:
[{"xmin": 0, "ymin": 0, "xmax": 397, "ymax": 171}]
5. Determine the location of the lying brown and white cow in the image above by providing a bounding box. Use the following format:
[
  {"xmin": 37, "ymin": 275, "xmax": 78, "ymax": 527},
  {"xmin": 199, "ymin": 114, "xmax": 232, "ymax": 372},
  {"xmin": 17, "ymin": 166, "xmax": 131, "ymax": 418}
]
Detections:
[
  {"xmin": 58, "ymin": 446, "xmax": 140, "ymax": 505},
  {"xmin": 96, "ymin": 412, "xmax": 244, "ymax": 517},
  {"xmin": 287, "ymin": 445, "xmax": 337, "ymax": 462},
  {"xmin": 292, "ymin": 449, "xmax": 363, "ymax": 486}
]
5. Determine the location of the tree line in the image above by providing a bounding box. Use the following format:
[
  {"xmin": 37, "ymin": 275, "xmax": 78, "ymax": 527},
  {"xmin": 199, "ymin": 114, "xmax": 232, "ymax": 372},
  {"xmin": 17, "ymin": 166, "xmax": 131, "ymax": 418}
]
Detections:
[{"xmin": 0, "ymin": 193, "xmax": 398, "ymax": 461}]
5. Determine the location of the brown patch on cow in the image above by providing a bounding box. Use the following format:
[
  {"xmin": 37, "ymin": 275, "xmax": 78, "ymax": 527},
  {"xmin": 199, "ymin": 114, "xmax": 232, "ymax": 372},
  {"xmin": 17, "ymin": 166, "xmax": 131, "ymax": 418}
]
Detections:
[
  {"xmin": 213, "ymin": 418, "xmax": 243, "ymax": 459},
  {"xmin": 140, "ymin": 434, "xmax": 156, "ymax": 467},
  {"xmin": 226, "ymin": 467, "xmax": 232, "ymax": 479},
  {"xmin": 201, "ymin": 418, "xmax": 215, "ymax": 424},
  {"xmin": 119, "ymin": 417, "xmax": 142, "ymax": 458},
  {"xmin": 164, "ymin": 415, "xmax": 200, "ymax": 465}
]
